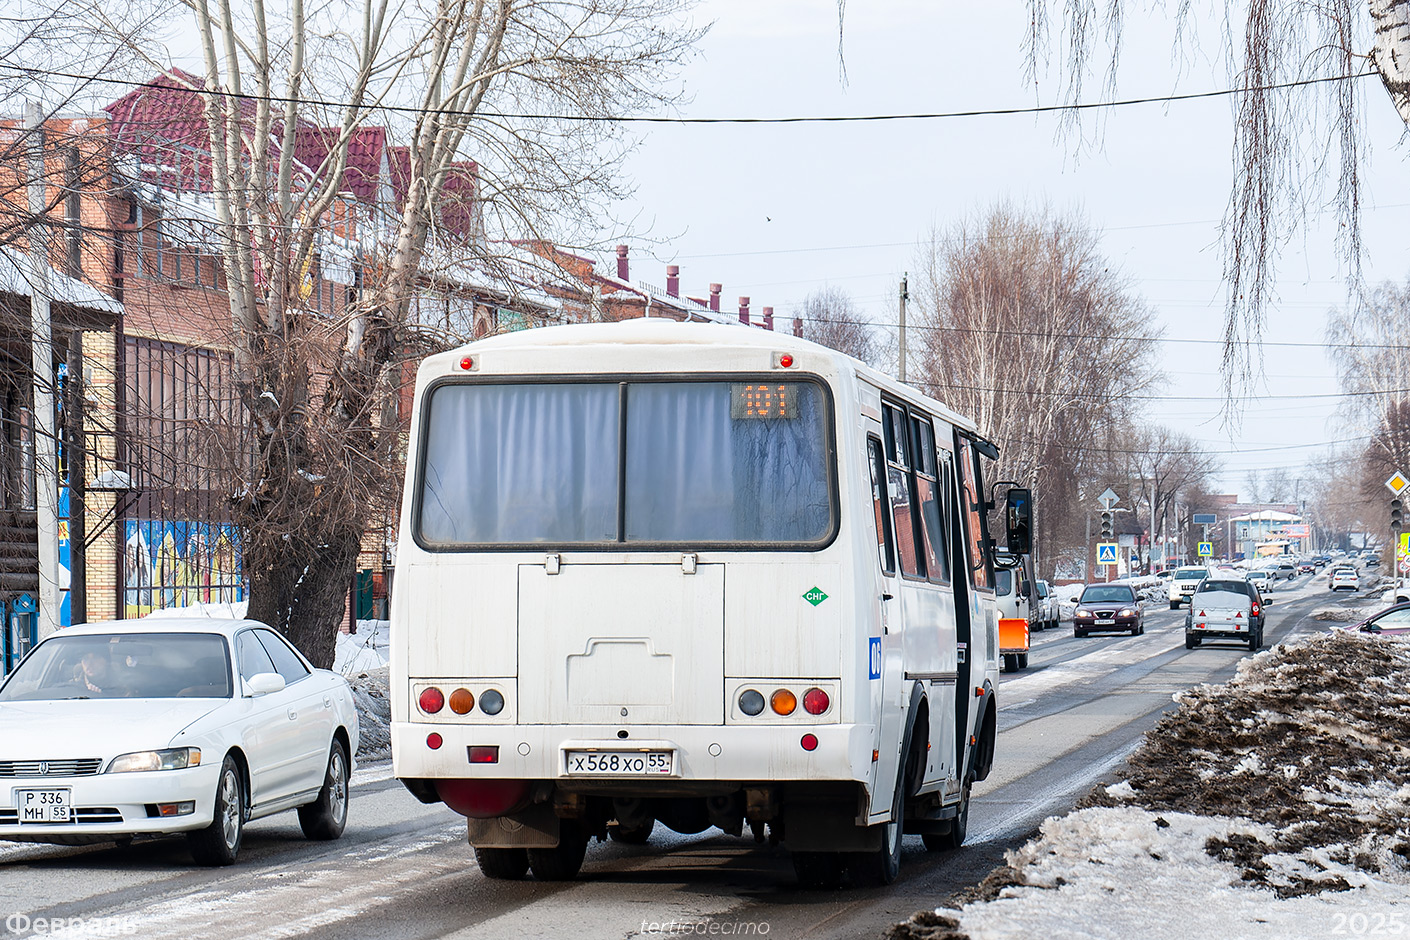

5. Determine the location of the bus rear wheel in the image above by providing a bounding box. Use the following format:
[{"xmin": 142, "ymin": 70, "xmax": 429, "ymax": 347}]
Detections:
[
  {"xmin": 527, "ymin": 823, "xmax": 588, "ymax": 881},
  {"xmin": 475, "ymin": 846, "xmax": 529, "ymax": 880}
]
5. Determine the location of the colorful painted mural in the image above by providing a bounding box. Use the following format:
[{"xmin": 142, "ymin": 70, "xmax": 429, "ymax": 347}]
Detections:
[{"xmin": 123, "ymin": 520, "xmax": 245, "ymax": 617}]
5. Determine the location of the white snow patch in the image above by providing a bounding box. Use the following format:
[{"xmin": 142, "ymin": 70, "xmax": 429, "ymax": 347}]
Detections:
[
  {"xmin": 953, "ymin": 807, "xmax": 1410, "ymax": 940},
  {"xmin": 143, "ymin": 600, "xmax": 248, "ymax": 620}
]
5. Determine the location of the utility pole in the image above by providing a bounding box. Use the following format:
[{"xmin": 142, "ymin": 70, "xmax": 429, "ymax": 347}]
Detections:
[
  {"xmin": 897, "ymin": 273, "xmax": 908, "ymax": 383},
  {"xmin": 25, "ymin": 100, "xmax": 60, "ymax": 638}
]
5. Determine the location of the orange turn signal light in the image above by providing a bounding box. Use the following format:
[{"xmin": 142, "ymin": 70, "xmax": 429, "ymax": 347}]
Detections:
[{"xmin": 770, "ymin": 689, "xmax": 798, "ymax": 716}]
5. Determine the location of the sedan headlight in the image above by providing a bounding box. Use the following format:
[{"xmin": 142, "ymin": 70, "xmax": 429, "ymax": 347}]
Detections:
[
  {"xmin": 1074, "ymin": 607, "xmax": 1093, "ymax": 618},
  {"xmin": 1119, "ymin": 608, "xmax": 1136, "ymax": 618},
  {"xmin": 107, "ymin": 747, "xmax": 202, "ymax": 774}
]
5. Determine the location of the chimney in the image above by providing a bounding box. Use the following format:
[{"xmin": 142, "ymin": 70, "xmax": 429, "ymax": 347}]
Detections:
[
  {"xmin": 762, "ymin": 306, "xmax": 774, "ymax": 331},
  {"xmin": 793, "ymin": 316, "xmax": 803, "ymax": 338},
  {"xmin": 666, "ymin": 265, "xmax": 680, "ymax": 298},
  {"xmin": 615, "ymin": 244, "xmax": 629, "ymax": 281},
  {"xmin": 709, "ymin": 283, "xmax": 721, "ymax": 312},
  {"xmin": 738, "ymin": 296, "xmax": 751, "ymax": 326}
]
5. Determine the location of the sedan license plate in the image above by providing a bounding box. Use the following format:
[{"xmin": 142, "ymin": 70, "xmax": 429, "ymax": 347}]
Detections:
[
  {"xmin": 565, "ymin": 751, "xmax": 673, "ymax": 776},
  {"xmin": 17, "ymin": 789, "xmax": 70, "ymax": 823},
  {"xmin": 1095, "ymin": 618, "xmax": 1115, "ymax": 625}
]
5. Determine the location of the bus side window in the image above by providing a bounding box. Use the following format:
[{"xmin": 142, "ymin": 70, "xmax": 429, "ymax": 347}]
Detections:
[
  {"xmin": 912, "ymin": 417, "xmax": 950, "ymax": 584},
  {"xmin": 956, "ymin": 437, "xmax": 993, "ymax": 591},
  {"xmin": 868, "ymin": 437, "xmax": 896, "ymax": 576},
  {"xmin": 884, "ymin": 405, "xmax": 923, "ymax": 579}
]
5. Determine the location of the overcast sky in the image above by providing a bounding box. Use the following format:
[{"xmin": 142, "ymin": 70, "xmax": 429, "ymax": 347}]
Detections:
[{"xmin": 610, "ymin": 0, "xmax": 1408, "ymax": 502}]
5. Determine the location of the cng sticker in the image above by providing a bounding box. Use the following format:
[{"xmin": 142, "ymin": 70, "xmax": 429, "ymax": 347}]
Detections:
[
  {"xmin": 803, "ymin": 587, "xmax": 829, "ymax": 606},
  {"xmin": 869, "ymin": 637, "xmax": 882, "ymax": 679}
]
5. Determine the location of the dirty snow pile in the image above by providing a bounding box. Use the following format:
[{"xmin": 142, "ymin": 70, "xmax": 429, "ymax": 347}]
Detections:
[
  {"xmin": 890, "ymin": 631, "xmax": 1410, "ymax": 939},
  {"xmin": 346, "ymin": 666, "xmax": 391, "ymax": 761}
]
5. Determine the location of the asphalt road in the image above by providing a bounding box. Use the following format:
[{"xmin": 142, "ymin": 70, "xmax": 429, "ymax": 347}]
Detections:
[{"xmin": 0, "ymin": 572, "xmax": 1358, "ymax": 940}]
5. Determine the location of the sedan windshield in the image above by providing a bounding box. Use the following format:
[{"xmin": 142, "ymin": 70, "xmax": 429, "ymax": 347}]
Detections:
[
  {"xmin": 0, "ymin": 633, "xmax": 232, "ymax": 701},
  {"xmin": 1080, "ymin": 586, "xmax": 1136, "ymax": 604}
]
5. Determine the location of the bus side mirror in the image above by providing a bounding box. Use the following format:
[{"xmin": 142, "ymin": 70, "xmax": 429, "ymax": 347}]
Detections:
[
  {"xmin": 1020, "ymin": 580, "xmax": 1031, "ymax": 597},
  {"xmin": 1005, "ymin": 488, "xmax": 1032, "ymax": 555}
]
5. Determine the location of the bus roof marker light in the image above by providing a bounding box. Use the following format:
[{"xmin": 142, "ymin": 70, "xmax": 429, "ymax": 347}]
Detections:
[
  {"xmin": 458, "ymin": 355, "xmax": 478, "ymax": 371},
  {"xmin": 773, "ymin": 352, "xmax": 794, "ymax": 369}
]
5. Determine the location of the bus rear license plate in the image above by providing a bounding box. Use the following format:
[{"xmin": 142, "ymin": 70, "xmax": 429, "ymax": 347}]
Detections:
[
  {"xmin": 565, "ymin": 751, "xmax": 674, "ymax": 776},
  {"xmin": 17, "ymin": 789, "xmax": 70, "ymax": 823}
]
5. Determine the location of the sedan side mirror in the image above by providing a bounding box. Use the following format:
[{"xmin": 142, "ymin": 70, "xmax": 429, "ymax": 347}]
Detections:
[
  {"xmin": 1069, "ymin": 596, "xmax": 1080, "ymax": 604},
  {"xmin": 245, "ymin": 672, "xmax": 286, "ymax": 696}
]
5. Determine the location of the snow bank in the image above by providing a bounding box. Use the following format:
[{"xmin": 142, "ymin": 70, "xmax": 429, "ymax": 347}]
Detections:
[
  {"xmin": 891, "ymin": 807, "xmax": 1410, "ymax": 940},
  {"xmin": 334, "ymin": 620, "xmax": 390, "ymax": 674},
  {"xmin": 891, "ymin": 631, "xmax": 1410, "ymax": 939}
]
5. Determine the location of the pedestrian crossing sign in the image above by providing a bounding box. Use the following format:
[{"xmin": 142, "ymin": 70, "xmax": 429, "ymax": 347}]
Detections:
[
  {"xmin": 1198, "ymin": 542, "xmax": 1213, "ymax": 557},
  {"xmin": 1097, "ymin": 543, "xmax": 1119, "ymax": 565}
]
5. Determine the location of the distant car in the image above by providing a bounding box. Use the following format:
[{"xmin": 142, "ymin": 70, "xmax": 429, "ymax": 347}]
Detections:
[
  {"xmin": 1271, "ymin": 562, "xmax": 1296, "ymax": 581},
  {"xmin": 1330, "ymin": 568, "xmax": 1361, "ymax": 592},
  {"xmin": 1353, "ymin": 602, "xmax": 1410, "ymax": 635},
  {"xmin": 1296, "ymin": 562, "xmax": 1315, "ymax": 575},
  {"xmin": 1328, "ymin": 565, "xmax": 1356, "ymax": 587},
  {"xmin": 1168, "ymin": 566, "xmax": 1210, "ymax": 609},
  {"xmin": 1365, "ymin": 555, "xmax": 1380, "ymax": 568},
  {"xmin": 1033, "ymin": 579, "xmax": 1060, "ymax": 631},
  {"xmin": 1072, "ymin": 584, "xmax": 1144, "ymax": 637},
  {"xmin": 1185, "ymin": 577, "xmax": 1266, "ymax": 650},
  {"xmin": 0, "ymin": 619, "xmax": 359, "ymax": 865},
  {"xmin": 1245, "ymin": 570, "xmax": 1274, "ymax": 594}
]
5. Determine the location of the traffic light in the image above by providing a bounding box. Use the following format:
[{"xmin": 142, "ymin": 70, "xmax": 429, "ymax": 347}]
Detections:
[
  {"xmin": 1100, "ymin": 510, "xmax": 1113, "ymax": 539},
  {"xmin": 1393, "ymin": 498, "xmax": 1404, "ymax": 530}
]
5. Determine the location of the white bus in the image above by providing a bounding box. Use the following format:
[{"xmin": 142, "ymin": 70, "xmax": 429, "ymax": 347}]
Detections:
[{"xmin": 391, "ymin": 319, "xmax": 1017, "ymax": 887}]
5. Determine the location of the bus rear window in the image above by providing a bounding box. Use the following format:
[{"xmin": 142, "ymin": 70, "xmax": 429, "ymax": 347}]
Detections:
[{"xmin": 416, "ymin": 379, "xmax": 834, "ymax": 547}]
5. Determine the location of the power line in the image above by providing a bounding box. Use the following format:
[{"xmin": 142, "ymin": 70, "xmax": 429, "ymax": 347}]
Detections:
[
  {"xmin": 0, "ymin": 62, "xmax": 1378, "ymax": 125},
  {"xmin": 909, "ymin": 378, "xmax": 1409, "ymax": 402}
]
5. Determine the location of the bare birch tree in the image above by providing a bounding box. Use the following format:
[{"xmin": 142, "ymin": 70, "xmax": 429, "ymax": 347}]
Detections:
[
  {"xmin": 911, "ymin": 203, "xmax": 1164, "ymax": 575},
  {"xmin": 839, "ymin": 3, "xmax": 1410, "ymax": 408},
  {"xmin": 798, "ymin": 285, "xmax": 877, "ymax": 366}
]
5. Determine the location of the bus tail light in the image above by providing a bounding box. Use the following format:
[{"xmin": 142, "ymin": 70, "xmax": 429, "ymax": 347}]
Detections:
[
  {"xmin": 800, "ymin": 734, "xmax": 818, "ymax": 751},
  {"xmin": 419, "ymin": 687, "xmax": 445, "ymax": 714},
  {"xmin": 802, "ymin": 688, "xmax": 830, "ymax": 715},
  {"xmin": 738, "ymin": 689, "xmax": 765, "ymax": 716},
  {"xmin": 479, "ymin": 689, "xmax": 505, "ymax": 715},
  {"xmin": 468, "ymin": 746, "xmax": 499, "ymax": 764},
  {"xmin": 770, "ymin": 689, "xmax": 797, "ymax": 716},
  {"xmin": 449, "ymin": 688, "xmax": 475, "ymax": 715},
  {"xmin": 426, "ymin": 733, "xmax": 443, "ymax": 750}
]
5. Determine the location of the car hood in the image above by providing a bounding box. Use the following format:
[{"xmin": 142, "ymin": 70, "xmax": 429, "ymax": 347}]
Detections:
[{"xmin": 0, "ymin": 698, "xmax": 224, "ymax": 760}]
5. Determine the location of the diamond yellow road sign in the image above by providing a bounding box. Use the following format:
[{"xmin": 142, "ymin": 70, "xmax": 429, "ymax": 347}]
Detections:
[{"xmin": 1387, "ymin": 471, "xmax": 1409, "ymax": 496}]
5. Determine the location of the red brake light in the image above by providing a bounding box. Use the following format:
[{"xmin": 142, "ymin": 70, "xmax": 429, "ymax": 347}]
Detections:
[
  {"xmin": 800, "ymin": 733, "xmax": 818, "ymax": 751},
  {"xmin": 419, "ymin": 687, "xmax": 445, "ymax": 714},
  {"xmin": 468, "ymin": 746, "xmax": 500, "ymax": 764},
  {"xmin": 803, "ymin": 688, "xmax": 830, "ymax": 715}
]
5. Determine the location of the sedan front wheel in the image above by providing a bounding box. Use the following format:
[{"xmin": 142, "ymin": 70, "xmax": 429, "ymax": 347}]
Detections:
[
  {"xmin": 299, "ymin": 741, "xmax": 350, "ymax": 841},
  {"xmin": 188, "ymin": 755, "xmax": 244, "ymax": 866}
]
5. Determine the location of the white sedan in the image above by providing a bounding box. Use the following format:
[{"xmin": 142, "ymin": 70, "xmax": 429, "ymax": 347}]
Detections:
[{"xmin": 0, "ymin": 618, "xmax": 359, "ymax": 865}]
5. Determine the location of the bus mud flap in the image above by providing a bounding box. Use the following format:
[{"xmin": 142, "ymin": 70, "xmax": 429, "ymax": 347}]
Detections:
[
  {"xmin": 466, "ymin": 802, "xmax": 561, "ymax": 849},
  {"xmin": 783, "ymin": 802, "xmax": 884, "ymax": 853}
]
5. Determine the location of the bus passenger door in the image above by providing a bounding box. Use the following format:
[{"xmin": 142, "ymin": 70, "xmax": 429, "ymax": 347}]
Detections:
[{"xmin": 866, "ymin": 434, "xmax": 906, "ymax": 821}]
